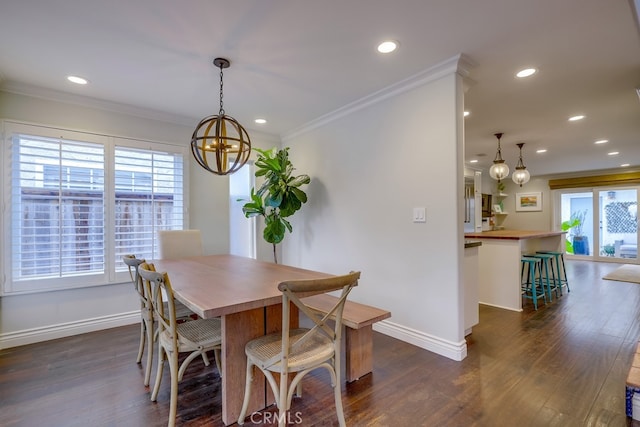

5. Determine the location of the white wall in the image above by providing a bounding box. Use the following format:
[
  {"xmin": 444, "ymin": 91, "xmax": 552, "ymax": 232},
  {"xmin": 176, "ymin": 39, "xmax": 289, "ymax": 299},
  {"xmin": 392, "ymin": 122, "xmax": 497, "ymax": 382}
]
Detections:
[
  {"xmin": 0, "ymin": 89, "xmax": 277, "ymax": 348},
  {"xmin": 281, "ymin": 57, "xmax": 470, "ymax": 360},
  {"xmin": 495, "ymin": 177, "xmax": 552, "ymax": 230}
]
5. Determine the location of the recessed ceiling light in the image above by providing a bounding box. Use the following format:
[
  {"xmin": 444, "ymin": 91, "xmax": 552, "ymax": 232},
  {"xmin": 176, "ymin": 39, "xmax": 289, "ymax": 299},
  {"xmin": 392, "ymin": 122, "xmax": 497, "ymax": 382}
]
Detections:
[
  {"xmin": 516, "ymin": 68, "xmax": 537, "ymax": 78},
  {"xmin": 608, "ymin": 151, "xmax": 619, "ymax": 156},
  {"xmin": 469, "ymin": 159, "xmax": 478, "ymax": 163},
  {"xmin": 594, "ymin": 139, "xmax": 608, "ymax": 144},
  {"xmin": 67, "ymin": 75, "xmax": 88, "ymax": 85},
  {"xmin": 377, "ymin": 40, "xmax": 398, "ymax": 54},
  {"xmin": 463, "ymin": 111, "xmax": 470, "ymax": 117},
  {"xmin": 568, "ymin": 115, "xmax": 585, "ymax": 121},
  {"xmin": 536, "ymin": 149, "xmax": 547, "ymax": 153},
  {"xmin": 621, "ymin": 163, "xmax": 630, "ymax": 167},
  {"xmin": 254, "ymin": 118, "xmax": 267, "ymax": 124}
]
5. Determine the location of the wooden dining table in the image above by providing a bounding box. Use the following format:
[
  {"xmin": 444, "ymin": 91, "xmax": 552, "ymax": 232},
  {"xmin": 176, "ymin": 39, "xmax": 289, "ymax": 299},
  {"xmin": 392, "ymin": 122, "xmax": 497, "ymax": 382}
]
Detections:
[{"xmin": 152, "ymin": 254, "xmax": 333, "ymax": 426}]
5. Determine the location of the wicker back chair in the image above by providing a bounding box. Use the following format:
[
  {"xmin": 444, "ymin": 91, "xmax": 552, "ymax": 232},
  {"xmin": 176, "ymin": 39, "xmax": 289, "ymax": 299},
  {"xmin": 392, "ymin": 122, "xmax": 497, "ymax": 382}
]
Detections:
[
  {"xmin": 138, "ymin": 261, "xmax": 222, "ymax": 427},
  {"xmin": 238, "ymin": 271, "xmax": 361, "ymax": 427},
  {"xmin": 123, "ymin": 254, "xmax": 154, "ymax": 386}
]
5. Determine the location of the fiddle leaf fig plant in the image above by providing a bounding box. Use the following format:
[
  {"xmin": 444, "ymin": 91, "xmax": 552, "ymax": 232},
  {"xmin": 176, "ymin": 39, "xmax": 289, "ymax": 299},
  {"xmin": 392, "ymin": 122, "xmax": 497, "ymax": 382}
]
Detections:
[{"xmin": 241, "ymin": 147, "xmax": 310, "ymax": 263}]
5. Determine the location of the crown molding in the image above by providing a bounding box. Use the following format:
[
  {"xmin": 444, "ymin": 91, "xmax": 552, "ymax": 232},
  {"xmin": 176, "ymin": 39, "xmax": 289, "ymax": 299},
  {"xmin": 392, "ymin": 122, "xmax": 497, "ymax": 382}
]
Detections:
[
  {"xmin": 0, "ymin": 80, "xmax": 198, "ymax": 127},
  {"xmin": 282, "ymin": 53, "xmax": 476, "ymax": 141}
]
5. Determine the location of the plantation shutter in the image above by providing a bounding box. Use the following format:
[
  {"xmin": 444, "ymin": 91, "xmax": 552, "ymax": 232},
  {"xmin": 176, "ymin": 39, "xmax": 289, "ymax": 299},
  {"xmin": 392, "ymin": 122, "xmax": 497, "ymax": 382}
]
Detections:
[
  {"xmin": 11, "ymin": 134, "xmax": 105, "ymax": 282},
  {"xmin": 114, "ymin": 146, "xmax": 184, "ymax": 267}
]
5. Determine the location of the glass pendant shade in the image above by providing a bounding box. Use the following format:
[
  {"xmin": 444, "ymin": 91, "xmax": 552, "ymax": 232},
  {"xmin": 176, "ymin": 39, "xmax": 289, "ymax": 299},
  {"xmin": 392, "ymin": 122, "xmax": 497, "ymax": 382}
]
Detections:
[
  {"xmin": 512, "ymin": 168, "xmax": 530, "ymax": 187},
  {"xmin": 489, "ymin": 132, "xmax": 509, "ymax": 181},
  {"xmin": 512, "ymin": 142, "xmax": 530, "ymax": 187},
  {"xmin": 489, "ymin": 162, "xmax": 510, "ymax": 181}
]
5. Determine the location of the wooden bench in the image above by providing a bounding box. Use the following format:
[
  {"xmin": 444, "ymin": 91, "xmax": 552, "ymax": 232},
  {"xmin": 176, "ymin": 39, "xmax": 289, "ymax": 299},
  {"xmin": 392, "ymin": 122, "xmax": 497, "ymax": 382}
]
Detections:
[{"xmin": 302, "ymin": 294, "xmax": 391, "ymax": 382}]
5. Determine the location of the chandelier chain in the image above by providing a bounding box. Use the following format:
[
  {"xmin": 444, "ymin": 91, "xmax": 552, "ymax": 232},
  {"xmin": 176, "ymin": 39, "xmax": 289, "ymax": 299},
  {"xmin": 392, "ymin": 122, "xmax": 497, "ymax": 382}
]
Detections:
[{"xmin": 219, "ymin": 65, "xmax": 225, "ymax": 115}]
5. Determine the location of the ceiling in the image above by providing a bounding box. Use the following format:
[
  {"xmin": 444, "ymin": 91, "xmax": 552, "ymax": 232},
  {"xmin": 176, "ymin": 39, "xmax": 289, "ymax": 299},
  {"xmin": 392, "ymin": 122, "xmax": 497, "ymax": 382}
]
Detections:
[{"xmin": 1, "ymin": 0, "xmax": 639, "ymax": 178}]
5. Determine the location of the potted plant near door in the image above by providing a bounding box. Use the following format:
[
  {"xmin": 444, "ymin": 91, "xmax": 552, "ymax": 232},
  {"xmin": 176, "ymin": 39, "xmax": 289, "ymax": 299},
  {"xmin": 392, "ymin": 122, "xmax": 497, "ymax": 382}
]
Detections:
[
  {"xmin": 570, "ymin": 210, "xmax": 589, "ymax": 255},
  {"xmin": 240, "ymin": 147, "xmax": 310, "ymax": 264}
]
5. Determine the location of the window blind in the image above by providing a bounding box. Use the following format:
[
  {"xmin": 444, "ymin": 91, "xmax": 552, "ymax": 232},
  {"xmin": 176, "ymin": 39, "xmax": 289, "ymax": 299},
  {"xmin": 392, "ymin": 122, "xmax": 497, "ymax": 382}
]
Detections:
[
  {"xmin": 11, "ymin": 134, "xmax": 106, "ymax": 282},
  {"xmin": 114, "ymin": 146, "xmax": 184, "ymax": 267}
]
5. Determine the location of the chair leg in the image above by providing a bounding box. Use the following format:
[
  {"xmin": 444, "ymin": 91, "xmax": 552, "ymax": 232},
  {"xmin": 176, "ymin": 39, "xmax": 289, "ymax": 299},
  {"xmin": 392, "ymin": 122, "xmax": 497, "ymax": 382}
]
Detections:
[
  {"xmin": 144, "ymin": 319, "xmax": 154, "ymax": 387},
  {"xmin": 237, "ymin": 360, "xmax": 254, "ymax": 425},
  {"xmin": 151, "ymin": 345, "xmax": 166, "ymax": 402},
  {"xmin": 201, "ymin": 352, "xmax": 210, "ymax": 366},
  {"xmin": 213, "ymin": 349, "xmax": 222, "ymax": 377},
  {"xmin": 167, "ymin": 351, "xmax": 179, "ymax": 427},
  {"xmin": 136, "ymin": 319, "xmax": 145, "ymax": 364},
  {"xmin": 333, "ymin": 372, "xmax": 346, "ymax": 427},
  {"xmin": 278, "ymin": 372, "xmax": 289, "ymax": 427},
  {"xmin": 178, "ymin": 350, "xmax": 208, "ymax": 381}
]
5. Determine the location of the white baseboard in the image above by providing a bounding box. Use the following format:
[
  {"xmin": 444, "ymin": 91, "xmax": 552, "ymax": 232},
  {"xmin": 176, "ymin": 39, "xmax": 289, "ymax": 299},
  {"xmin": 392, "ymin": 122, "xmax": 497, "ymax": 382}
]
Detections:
[
  {"xmin": 0, "ymin": 311, "xmax": 140, "ymax": 350},
  {"xmin": 373, "ymin": 319, "xmax": 468, "ymax": 361},
  {"xmin": 479, "ymin": 301, "xmax": 522, "ymax": 312}
]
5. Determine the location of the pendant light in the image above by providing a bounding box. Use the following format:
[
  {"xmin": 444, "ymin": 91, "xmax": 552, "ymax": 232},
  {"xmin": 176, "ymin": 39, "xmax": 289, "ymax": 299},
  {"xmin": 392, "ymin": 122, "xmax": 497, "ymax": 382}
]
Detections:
[
  {"xmin": 489, "ymin": 132, "xmax": 509, "ymax": 182},
  {"xmin": 512, "ymin": 142, "xmax": 531, "ymax": 187},
  {"xmin": 191, "ymin": 58, "xmax": 251, "ymax": 175}
]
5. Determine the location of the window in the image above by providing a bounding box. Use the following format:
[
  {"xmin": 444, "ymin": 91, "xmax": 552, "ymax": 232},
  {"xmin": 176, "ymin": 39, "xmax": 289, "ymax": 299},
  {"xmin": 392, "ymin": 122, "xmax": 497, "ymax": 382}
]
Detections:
[
  {"xmin": 3, "ymin": 122, "xmax": 187, "ymax": 294},
  {"xmin": 114, "ymin": 146, "xmax": 184, "ymax": 267},
  {"xmin": 229, "ymin": 161, "xmax": 255, "ymax": 258}
]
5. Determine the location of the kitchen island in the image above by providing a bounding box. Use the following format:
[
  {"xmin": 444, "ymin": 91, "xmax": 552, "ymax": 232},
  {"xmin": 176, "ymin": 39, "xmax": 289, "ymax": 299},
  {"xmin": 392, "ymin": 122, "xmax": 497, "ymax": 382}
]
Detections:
[{"xmin": 463, "ymin": 230, "xmax": 566, "ymax": 311}]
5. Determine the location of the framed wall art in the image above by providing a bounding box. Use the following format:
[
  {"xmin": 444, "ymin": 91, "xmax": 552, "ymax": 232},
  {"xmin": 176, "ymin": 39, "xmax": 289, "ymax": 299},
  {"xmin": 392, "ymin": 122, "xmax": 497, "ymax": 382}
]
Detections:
[{"xmin": 515, "ymin": 192, "xmax": 542, "ymax": 212}]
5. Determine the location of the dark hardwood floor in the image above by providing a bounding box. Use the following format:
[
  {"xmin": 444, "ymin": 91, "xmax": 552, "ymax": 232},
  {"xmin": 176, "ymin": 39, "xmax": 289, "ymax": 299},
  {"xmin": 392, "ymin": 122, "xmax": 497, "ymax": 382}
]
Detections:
[{"xmin": 2, "ymin": 260, "xmax": 640, "ymax": 426}]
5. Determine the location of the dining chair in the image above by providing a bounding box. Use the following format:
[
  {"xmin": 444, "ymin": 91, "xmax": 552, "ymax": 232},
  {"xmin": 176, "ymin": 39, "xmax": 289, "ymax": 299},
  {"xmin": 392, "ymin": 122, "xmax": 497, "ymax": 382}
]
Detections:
[
  {"xmin": 237, "ymin": 271, "xmax": 361, "ymax": 427},
  {"xmin": 138, "ymin": 261, "xmax": 222, "ymax": 427},
  {"xmin": 157, "ymin": 229, "xmax": 214, "ymax": 368},
  {"xmin": 158, "ymin": 229, "xmax": 204, "ymax": 260},
  {"xmin": 123, "ymin": 254, "xmax": 197, "ymax": 387},
  {"xmin": 123, "ymin": 254, "xmax": 154, "ymax": 386}
]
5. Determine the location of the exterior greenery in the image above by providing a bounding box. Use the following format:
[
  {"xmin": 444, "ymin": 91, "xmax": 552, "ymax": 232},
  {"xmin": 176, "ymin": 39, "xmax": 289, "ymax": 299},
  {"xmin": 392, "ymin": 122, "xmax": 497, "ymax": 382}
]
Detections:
[
  {"xmin": 561, "ymin": 210, "xmax": 586, "ymax": 254},
  {"xmin": 241, "ymin": 147, "xmax": 310, "ymax": 263}
]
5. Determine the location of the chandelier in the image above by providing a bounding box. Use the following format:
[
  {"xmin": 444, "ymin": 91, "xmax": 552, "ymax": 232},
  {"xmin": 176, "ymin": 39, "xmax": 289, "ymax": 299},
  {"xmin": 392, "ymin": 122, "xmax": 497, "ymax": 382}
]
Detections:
[
  {"xmin": 191, "ymin": 58, "xmax": 251, "ymax": 175},
  {"xmin": 511, "ymin": 142, "xmax": 531, "ymax": 187},
  {"xmin": 489, "ymin": 132, "xmax": 509, "ymax": 182}
]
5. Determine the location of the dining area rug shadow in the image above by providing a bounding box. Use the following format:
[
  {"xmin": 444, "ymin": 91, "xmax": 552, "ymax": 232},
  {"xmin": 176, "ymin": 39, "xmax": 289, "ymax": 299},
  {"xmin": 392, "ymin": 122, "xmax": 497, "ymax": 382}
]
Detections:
[{"xmin": 603, "ymin": 264, "xmax": 640, "ymax": 284}]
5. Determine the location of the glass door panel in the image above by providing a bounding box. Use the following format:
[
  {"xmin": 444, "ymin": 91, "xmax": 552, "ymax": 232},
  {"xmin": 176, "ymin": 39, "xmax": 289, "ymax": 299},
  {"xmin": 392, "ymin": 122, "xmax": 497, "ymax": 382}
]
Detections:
[
  {"xmin": 599, "ymin": 189, "xmax": 637, "ymax": 260},
  {"xmin": 560, "ymin": 192, "xmax": 593, "ymax": 256}
]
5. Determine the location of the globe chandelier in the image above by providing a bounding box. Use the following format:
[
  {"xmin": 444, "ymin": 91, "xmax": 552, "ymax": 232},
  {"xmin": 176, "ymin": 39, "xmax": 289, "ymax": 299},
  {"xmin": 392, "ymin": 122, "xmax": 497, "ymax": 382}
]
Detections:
[{"xmin": 191, "ymin": 58, "xmax": 251, "ymax": 175}]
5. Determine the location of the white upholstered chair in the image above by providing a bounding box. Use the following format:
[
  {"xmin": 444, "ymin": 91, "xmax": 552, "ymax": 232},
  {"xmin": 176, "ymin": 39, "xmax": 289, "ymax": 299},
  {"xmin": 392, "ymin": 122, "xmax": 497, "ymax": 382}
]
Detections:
[
  {"xmin": 237, "ymin": 271, "xmax": 361, "ymax": 427},
  {"xmin": 158, "ymin": 229, "xmax": 204, "ymax": 260},
  {"xmin": 138, "ymin": 261, "xmax": 222, "ymax": 427}
]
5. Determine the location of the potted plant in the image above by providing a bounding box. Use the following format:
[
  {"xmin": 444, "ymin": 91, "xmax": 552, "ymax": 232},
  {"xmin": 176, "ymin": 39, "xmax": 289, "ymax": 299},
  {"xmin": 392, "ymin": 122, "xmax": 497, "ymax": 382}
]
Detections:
[
  {"xmin": 241, "ymin": 147, "xmax": 310, "ymax": 264},
  {"xmin": 563, "ymin": 210, "xmax": 588, "ymax": 255}
]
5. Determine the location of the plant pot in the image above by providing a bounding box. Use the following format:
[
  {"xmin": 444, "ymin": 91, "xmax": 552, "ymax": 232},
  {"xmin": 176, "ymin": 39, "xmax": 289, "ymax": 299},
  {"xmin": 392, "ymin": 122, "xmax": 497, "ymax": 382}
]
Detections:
[{"xmin": 573, "ymin": 236, "xmax": 590, "ymax": 255}]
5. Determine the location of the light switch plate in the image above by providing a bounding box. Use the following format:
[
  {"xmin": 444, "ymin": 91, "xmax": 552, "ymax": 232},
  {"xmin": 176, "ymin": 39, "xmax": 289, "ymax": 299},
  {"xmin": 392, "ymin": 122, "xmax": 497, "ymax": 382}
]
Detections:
[{"xmin": 413, "ymin": 207, "xmax": 426, "ymax": 223}]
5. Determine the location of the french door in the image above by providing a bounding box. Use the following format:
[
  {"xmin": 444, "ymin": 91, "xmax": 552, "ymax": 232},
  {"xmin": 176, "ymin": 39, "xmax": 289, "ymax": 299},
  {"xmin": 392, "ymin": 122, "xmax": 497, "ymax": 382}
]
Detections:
[{"xmin": 558, "ymin": 186, "xmax": 638, "ymax": 263}]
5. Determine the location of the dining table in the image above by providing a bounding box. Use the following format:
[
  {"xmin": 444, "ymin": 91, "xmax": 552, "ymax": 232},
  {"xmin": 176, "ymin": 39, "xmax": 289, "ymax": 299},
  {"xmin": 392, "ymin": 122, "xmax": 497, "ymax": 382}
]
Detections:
[{"xmin": 151, "ymin": 254, "xmax": 333, "ymax": 426}]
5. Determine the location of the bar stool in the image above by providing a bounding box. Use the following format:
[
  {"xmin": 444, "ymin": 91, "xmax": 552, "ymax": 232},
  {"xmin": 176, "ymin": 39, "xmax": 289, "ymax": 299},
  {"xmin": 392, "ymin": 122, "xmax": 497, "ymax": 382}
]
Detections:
[
  {"xmin": 537, "ymin": 250, "xmax": 570, "ymax": 295},
  {"xmin": 527, "ymin": 253, "xmax": 557, "ymax": 301},
  {"xmin": 521, "ymin": 256, "xmax": 546, "ymax": 310}
]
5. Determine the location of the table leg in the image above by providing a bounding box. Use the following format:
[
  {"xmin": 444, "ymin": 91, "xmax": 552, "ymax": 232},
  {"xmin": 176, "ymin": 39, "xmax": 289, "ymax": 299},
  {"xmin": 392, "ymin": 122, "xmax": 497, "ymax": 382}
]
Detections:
[{"xmin": 221, "ymin": 308, "xmax": 265, "ymax": 426}]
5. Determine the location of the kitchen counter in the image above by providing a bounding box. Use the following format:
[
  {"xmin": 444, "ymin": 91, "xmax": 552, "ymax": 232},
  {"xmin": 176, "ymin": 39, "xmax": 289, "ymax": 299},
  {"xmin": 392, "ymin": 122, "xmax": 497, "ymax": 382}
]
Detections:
[{"xmin": 464, "ymin": 230, "xmax": 565, "ymax": 311}]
